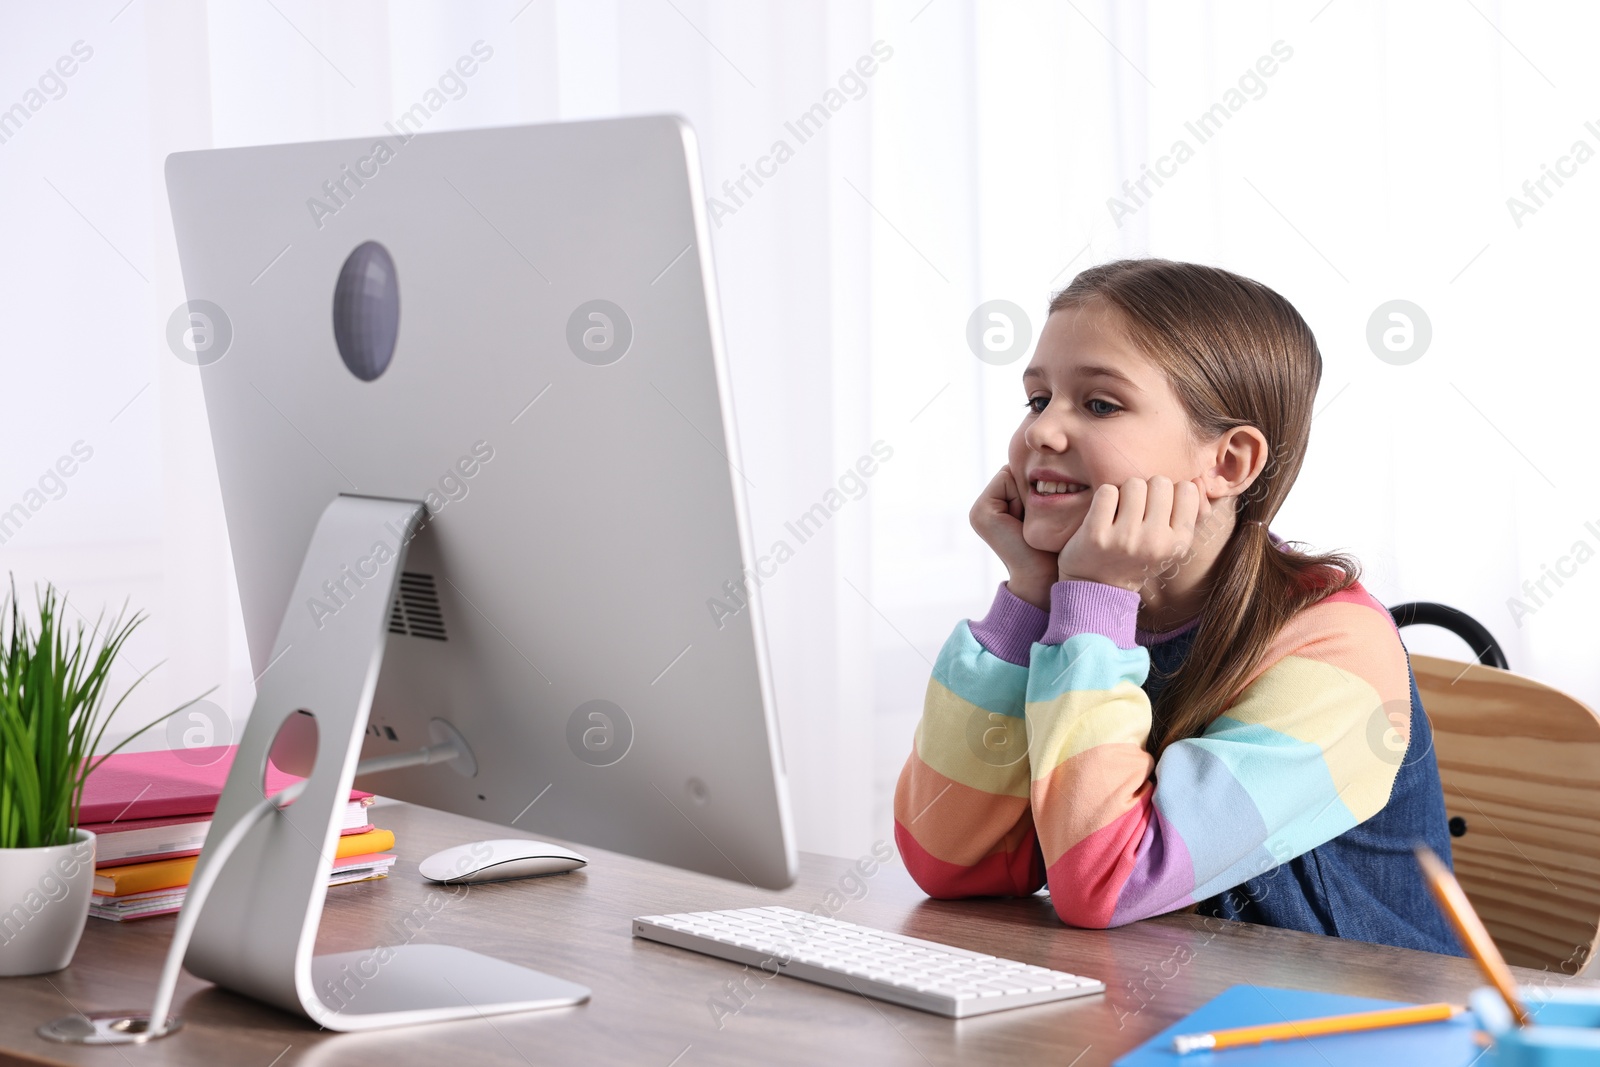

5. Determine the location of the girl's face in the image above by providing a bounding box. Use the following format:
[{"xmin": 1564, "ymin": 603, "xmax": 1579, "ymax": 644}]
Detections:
[{"xmin": 1008, "ymin": 302, "xmax": 1218, "ymax": 555}]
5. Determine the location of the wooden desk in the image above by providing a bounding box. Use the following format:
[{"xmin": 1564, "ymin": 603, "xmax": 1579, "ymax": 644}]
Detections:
[{"xmin": 2, "ymin": 800, "xmax": 1588, "ymax": 1066}]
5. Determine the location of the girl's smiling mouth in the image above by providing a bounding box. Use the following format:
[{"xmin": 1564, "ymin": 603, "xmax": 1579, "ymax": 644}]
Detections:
[{"xmin": 1026, "ymin": 469, "xmax": 1091, "ymax": 502}]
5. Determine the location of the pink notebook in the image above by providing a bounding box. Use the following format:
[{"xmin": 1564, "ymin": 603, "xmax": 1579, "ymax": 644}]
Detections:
[{"xmin": 80, "ymin": 746, "xmax": 374, "ymax": 824}]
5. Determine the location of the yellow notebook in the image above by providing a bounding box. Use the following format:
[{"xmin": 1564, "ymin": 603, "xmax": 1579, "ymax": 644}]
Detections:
[{"xmin": 94, "ymin": 828, "xmax": 396, "ymax": 897}]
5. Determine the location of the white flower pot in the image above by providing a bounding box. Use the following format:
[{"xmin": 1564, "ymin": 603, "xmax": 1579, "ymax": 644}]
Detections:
[{"xmin": 0, "ymin": 830, "xmax": 96, "ymax": 977}]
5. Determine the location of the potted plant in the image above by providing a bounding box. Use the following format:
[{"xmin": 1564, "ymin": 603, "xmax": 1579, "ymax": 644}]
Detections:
[{"xmin": 0, "ymin": 579, "xmax": 202, "ymax": 976}]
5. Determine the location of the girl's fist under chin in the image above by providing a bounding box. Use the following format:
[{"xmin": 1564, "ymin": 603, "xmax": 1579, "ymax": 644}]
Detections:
[
  {"xmin": 1055, "ymin": 476, "xmax": 1212, "ymax": 593},
  {"xmin": 970, "ymin": 465, "xmax": 1058, "ymax": 596}
]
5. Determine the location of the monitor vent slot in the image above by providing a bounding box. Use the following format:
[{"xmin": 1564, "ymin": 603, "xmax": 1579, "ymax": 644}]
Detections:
[{"xmin": 389, "ymin": 571, "xmax": 448, "ymax": 641}]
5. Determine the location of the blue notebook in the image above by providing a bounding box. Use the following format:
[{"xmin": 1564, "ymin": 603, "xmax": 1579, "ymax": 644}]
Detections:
[{"xmin": 1114, "ymin": 985, "xmax": 1480, "ymax": 1065}]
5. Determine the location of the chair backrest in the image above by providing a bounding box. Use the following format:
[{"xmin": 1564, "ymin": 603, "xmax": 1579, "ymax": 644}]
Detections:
[{"xmin": 1411, "ymin": 652, "xmax": 1600, "ymax": 972}]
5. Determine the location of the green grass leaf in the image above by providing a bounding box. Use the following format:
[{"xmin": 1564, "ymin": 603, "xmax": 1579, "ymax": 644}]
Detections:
[{"xmin": 0, "ymin": 577, "xmax": 208, "ymax": 850}]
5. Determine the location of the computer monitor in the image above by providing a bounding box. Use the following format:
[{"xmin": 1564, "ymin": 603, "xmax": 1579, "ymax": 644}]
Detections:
[{"xmin": 158, "ymin": 115, "xmax": 797, "ymax": 1031}]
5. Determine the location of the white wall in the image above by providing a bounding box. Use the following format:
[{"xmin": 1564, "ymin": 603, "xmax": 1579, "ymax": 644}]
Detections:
[{"xmin": 2, "ymin": 0, "xmax": 1596, "ymax": 859}]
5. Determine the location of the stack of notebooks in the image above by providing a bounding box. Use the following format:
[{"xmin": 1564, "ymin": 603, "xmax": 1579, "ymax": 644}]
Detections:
[{"xmin": 81, "ymin": 746, "xmax": 397, "ymax": 922}]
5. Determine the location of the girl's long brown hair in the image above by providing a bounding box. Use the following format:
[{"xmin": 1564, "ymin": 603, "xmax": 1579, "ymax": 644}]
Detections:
[{"xmin": 1049, "ymin": 259, "xmax": 1360, "ymax": 756}]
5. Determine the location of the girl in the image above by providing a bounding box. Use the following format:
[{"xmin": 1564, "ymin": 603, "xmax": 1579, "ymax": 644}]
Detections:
[{"xmin": 893, "ymin": 259, "xmax": 1460, "ymax": 954}]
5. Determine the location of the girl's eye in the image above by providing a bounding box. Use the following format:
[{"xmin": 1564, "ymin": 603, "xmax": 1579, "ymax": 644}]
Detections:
[{"xmin": 1027, "ymin": 395, "xmax": 1121, "ymax": 416}]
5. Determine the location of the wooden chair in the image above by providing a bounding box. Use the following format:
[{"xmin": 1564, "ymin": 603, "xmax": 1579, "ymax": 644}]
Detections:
[{"xmin": 1391, "ymin": 602, "xmax": 1600, "ymax": 973}]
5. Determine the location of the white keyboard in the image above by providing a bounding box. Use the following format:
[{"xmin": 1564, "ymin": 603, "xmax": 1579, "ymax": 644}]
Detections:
[{"xmin": 632, "ymin": 905, "xmax": 1104, "ymax": 1018}]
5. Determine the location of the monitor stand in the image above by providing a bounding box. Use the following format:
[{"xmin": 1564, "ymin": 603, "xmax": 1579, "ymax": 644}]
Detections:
[{"xmin": 147, "ymin": 496, "xmax": 587, "ymax": 1032}]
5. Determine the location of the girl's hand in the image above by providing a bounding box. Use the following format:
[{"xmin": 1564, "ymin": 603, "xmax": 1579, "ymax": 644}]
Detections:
[
  {"xmin": 1056, "ymin": 476, "xmax": 1212, "ymax": 595},
  {"xmin": 970, "ymin": 465, "xmax": 1059, "ymax": 609}
]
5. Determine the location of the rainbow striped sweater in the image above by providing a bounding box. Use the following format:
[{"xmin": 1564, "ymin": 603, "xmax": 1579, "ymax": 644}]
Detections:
[{"xmin": 893, "ymin": 563, "xmax": 1460, "ymax": 952}]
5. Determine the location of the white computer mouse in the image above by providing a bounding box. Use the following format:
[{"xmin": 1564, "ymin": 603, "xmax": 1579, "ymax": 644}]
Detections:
[{"xmin": 418, "ymin": 839, "xmax": 588, "ymax": 884}]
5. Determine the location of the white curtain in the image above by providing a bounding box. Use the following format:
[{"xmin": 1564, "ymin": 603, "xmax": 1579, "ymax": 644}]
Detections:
[{"xmin": 2, "ymin": 0, "xmax": 1595, "ymax": 859}]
